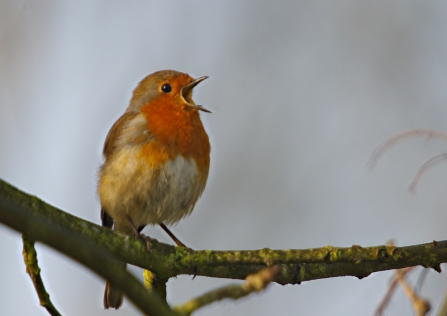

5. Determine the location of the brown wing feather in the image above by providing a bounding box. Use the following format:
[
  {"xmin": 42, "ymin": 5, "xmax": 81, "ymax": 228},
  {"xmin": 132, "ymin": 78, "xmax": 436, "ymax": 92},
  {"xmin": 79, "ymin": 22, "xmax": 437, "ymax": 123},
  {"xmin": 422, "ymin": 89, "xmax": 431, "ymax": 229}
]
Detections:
[
  {"xmin": 101, "ymin": 111, "xmax": 139, "ymax": 229},
  {"xmin": 103, "ymin": 111, "xmax": 139, "ymax": 160}
]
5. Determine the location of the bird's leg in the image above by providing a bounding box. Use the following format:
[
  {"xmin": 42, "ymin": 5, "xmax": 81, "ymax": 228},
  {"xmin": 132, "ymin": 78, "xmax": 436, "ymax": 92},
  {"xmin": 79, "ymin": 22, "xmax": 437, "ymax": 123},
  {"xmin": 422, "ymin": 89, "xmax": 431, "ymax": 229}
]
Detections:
[
  {"xmin": 127, "ymin": 216, "xmax": 154, "ymax": 252},
  {"xmin": 158, "ymin": 223, "xmax": 189, "ymax": 248}
]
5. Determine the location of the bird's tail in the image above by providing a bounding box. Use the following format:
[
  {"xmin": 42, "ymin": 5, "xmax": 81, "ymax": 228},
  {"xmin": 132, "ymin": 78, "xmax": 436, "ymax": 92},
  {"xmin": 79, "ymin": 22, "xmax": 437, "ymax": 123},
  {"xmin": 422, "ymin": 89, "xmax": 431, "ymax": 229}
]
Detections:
[{"xmin": 103, "ymin": 263, "xmax": 126, "ymax": 309}]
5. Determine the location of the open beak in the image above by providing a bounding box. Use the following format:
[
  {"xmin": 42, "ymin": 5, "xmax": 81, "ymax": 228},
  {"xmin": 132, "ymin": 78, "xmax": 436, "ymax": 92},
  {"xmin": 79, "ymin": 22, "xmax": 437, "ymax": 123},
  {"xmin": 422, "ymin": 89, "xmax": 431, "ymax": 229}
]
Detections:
[{"xmin": 181, "ymin": 76, "xmax": 211, "ymax": 113}]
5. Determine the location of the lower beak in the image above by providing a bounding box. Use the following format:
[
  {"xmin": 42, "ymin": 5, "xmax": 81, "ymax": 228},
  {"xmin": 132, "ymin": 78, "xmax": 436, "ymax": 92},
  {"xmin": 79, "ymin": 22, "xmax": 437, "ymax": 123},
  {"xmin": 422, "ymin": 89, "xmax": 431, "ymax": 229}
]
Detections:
[{"xmin": 193, "ymin": 104, "xmax": 212, "ymax": 113}]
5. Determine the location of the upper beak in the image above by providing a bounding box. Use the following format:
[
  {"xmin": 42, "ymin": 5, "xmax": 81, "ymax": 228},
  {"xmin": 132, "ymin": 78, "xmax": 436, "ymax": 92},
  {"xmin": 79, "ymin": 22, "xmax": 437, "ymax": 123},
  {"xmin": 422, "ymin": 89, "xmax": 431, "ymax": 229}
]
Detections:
[{"xmin": 181, "ymin": 76, "xmax": 211, "ymax": 113}]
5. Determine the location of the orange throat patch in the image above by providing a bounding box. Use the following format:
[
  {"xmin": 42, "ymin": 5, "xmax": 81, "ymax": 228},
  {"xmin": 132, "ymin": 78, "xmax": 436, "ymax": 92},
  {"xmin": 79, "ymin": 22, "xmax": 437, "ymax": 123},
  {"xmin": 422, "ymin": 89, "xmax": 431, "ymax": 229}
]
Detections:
[{"xmin": 140, "ymin": 97, "xmax": 210, "ymax": 178}]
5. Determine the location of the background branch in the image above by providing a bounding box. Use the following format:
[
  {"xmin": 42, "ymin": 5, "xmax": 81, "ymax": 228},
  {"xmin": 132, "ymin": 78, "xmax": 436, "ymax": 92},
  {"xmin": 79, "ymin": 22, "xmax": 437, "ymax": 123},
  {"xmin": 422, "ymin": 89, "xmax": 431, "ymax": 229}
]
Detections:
[
  {"xmin": 174, "ymin": 265, "xmax": 281, "ymax": 315},
  {"xmin": 394, "ymin": 269, "xmax": 431, "ymax": 316}
]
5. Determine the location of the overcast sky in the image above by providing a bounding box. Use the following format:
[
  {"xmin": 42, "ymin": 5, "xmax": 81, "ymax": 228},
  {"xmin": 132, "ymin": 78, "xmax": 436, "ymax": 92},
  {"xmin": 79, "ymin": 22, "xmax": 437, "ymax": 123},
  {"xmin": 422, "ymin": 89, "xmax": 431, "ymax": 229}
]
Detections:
[{"xmin": 1, "ymin": 2, "xmax": 447, "ymax": 315}]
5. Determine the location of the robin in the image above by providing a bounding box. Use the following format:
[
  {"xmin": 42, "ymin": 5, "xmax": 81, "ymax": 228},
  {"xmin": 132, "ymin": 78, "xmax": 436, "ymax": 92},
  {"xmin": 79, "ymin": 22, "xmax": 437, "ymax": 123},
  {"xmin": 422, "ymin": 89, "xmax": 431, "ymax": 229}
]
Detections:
[{"xmin": 97, "ymin": 70, "xmax": 211, "ymax": 309}]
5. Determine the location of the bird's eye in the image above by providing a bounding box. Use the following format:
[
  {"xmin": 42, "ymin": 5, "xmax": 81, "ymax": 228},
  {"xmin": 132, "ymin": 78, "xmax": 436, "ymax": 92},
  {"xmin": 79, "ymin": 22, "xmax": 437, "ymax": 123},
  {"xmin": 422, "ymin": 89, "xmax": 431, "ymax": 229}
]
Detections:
[{"xmin": 161, "ymin": 84, "xmax": 172, "ymax": 93}]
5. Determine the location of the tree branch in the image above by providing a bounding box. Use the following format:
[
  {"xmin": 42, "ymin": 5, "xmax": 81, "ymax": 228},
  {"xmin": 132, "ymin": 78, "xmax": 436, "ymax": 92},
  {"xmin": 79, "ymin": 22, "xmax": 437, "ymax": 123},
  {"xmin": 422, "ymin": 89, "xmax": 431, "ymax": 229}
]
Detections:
[
  {"xmin": 0, "ymin": 179, "xmax": 177, "ymax": 315},
  {"xmin": 1, "ymin": 178, "xmax": 446, "ymax": 313}
]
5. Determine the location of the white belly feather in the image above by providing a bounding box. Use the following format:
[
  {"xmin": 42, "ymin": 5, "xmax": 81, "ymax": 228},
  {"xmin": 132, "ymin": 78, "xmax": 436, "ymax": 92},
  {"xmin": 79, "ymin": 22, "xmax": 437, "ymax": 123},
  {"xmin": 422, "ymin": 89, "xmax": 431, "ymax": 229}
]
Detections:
[{"xmin": 98, "ymin": 146, "xmax": 205, "ymax": 233}]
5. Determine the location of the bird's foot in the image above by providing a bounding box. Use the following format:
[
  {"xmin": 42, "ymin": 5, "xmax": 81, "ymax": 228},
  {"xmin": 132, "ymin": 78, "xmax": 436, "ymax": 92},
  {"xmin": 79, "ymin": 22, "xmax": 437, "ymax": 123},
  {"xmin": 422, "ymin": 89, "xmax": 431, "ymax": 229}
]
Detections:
[{"xmin": 127, "ymin": 216, "xmax": 155, "ymax": 253}]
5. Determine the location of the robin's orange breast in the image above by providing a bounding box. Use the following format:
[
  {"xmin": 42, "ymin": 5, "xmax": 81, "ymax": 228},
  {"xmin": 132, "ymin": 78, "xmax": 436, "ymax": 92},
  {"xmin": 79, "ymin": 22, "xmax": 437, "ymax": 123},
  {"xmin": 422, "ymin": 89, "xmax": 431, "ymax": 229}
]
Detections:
[{"xmin": 140, "ymin": 95, "xmax": 210, "ymax": 181}]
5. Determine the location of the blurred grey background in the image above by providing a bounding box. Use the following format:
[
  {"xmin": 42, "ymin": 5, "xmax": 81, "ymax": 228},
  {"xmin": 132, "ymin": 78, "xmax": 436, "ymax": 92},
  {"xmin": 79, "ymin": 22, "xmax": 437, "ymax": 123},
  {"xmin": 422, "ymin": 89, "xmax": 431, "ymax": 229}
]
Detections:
[{"xmin": 1, "ymin": 1, "xmax": 447, "ymax": 315}]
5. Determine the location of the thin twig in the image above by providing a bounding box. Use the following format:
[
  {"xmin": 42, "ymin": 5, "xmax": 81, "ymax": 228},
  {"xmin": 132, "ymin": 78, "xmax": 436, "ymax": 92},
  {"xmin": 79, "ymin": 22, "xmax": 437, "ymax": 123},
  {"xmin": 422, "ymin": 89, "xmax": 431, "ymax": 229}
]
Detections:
[
  {"xmin": 368, "ymin": 128, "xmax": 447, "ymax": 170},
  {"xmin": 174, "ymin": 265, "xmax": 281, "ymax": 315},
  {"xmin": 22, "ymin": 235, "xmax": 62, "ymax": 316},
  {"xmin": 374, "ymin": 267, "xmax": 413, "ymax": 316},
  {"xmin": 409, "ymin": 153, "xmax": 447, "ymax": 193},
  {"xmin": 436, "ymin": 290, "xmax": 447, "ymax": 316},
  {"xmin": 395, "ymin": 269, "xmax": 431, "ymax": 316},
  {"xmin": 415, "ymin": 268, "xmax": 429, "ymax": 295}
]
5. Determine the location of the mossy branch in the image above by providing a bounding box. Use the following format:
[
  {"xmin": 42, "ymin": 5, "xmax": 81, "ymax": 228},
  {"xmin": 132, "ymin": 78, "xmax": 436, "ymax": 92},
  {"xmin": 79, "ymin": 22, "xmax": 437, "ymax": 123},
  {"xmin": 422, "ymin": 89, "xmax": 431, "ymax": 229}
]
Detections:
[
  {"xmin": 0, "ymin": 179, "xmax": 176, "ymax": 316},
  {"xmin": 1, "ymin": 178, "xmax": 447, "ymax": 312}
]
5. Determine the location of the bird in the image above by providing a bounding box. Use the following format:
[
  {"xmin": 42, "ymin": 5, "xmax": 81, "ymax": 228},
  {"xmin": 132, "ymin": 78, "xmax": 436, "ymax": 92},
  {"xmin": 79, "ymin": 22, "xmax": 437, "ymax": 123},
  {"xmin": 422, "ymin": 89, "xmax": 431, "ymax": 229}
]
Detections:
[{"xmin": 97, "ymin": 69, "xmax": 211, "ymax": 309}]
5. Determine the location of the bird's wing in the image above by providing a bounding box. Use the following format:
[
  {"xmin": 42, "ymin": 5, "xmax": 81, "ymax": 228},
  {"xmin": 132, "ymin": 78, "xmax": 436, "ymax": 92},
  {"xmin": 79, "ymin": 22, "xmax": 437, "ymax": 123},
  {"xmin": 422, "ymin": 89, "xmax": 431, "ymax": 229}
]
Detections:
[
  {"xmin": 101, "ymin": 111, "xmax": 139, "ymax": 228},
  {"xmin": 102, "ymin": 111, "xmax": 139, "ymax": 160}
]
